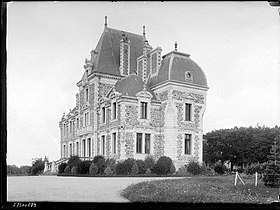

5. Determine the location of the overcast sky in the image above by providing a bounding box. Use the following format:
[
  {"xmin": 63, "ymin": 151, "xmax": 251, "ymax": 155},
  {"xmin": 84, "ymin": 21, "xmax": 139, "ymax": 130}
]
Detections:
[{"xmin": 7, "ymin": 1, "xmax": 279, "ymax": 166}]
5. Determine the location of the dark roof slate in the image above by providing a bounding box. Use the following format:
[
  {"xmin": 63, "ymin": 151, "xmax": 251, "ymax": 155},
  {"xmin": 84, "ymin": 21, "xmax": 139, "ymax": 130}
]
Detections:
[
  {"xmin": 149, "ymin": 51, "xmax": 208, "ymax": 88},
  {"xmin": 114, "ymin": 74, "xmax": 156, "ymax": 100},
  {"xmin": 91, "ymin": 27, "xmax": 144, "ymax": 76}
]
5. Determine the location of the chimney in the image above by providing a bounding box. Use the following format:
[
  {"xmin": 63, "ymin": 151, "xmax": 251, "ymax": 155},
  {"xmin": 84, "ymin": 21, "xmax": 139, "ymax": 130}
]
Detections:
[{"xmin": 119, "ymin": 32, "xmax": 130, "ymax": 76}]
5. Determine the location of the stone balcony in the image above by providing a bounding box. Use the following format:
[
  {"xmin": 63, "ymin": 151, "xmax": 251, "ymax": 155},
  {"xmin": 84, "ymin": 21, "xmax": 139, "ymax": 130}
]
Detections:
[{"xmin": 77, "ymin": 126, "xmax": 93, "ymax": 136}]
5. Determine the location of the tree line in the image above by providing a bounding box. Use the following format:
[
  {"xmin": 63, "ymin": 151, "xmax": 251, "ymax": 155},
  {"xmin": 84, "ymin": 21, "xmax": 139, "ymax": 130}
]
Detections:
[{"xmin": 203, "ymin": 125, "xmax": 280, "ymax": 170}]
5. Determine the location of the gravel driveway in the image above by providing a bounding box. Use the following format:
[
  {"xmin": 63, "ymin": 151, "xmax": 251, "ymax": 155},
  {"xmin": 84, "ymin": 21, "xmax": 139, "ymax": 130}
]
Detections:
[{"xmin": 8, "ymin": 176, "xmax": 182, "ymax": 202}]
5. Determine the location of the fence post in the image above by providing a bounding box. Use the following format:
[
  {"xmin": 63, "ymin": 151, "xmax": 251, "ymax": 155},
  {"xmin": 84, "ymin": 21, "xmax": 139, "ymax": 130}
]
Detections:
[
  {"xmin": 255, "ymin": 172, "xmax": 258, "ymax": 186},
  {"xmin": 235, "ymin": 171, "xmax": 238, "ymax": 186}
]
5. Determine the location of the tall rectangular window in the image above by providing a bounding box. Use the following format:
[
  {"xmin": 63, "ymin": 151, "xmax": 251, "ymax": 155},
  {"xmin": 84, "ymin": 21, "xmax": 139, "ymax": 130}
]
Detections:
[
  {"xmin": 136, "ymin": 133, "xmax": 142, "ymax": 153},
  {"xmin": 112, "ymin": 133, "xmax": 116, "ymax": 154},
  {"xmin": 112, "ymin": 102, "xmax": 117, "ymax": 120},
  {"xmin": 83, "ymin": 139, "xmax": 86, "ymax": 157},
  {"xmin": 102, "ymin": 135, "xmax": 105, "ymax": 155},
  {"xmin": 88, "ymin": 138, "xmax": 91, "ymax": 157},
  {"xmin": 73, "ymin": 122, "xmax": 75, "ymax": 134},
  {"xmin": 70, "ymin": 144, "xmax": 72, "ymax": 156},
  {"xmin": 185, "ymin": 103, "xmax": 192, "ymax": 121},
  {"xmin": 63, "ymin": 145, "xmax": 66, "ymax": 158},
  {"xmin": 85, "ymin": 88, "xmax": 89, "ymax": 102},
  {"xmin": 140, "ymin": 102, "xmax": 147, "ymax": 119},
  {"xmin": 76, "ymin": 142, "xmax": 79, "ymax": 156},
  {"xmin": 145, "ymin": 134, "xmax": 151, "ymax": 154},
  {"xmin": 77, "ymin": 118, "xmax": 79, "ymax": 129},
  {"xmin": 102, "ymin": 107, "xmax": 106, "ymax": 123},
  {"xmin": 185, "ymin": 134, "xmax": 191, "ymax": 155}
]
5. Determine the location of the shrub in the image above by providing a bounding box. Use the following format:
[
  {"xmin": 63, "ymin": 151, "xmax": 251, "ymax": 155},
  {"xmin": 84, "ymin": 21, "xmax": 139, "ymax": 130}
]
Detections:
[
  {"xmin": 104, "ymin": 166, "xmax": 114, "ymax": 176},
  {"xmin": 131, "ymin": 161, "xmax": 139, "ymax": 175},
  {"xmin": 89, "ymin": 163, "xmax": 98, "ymax": 175},
  {"xmin": 93, "ymin": 155, "xmax": 106, "ymax": 174},
  {"xmin": 79, "ymin": 160, "xmax": 91, "ymax": 174},
  {"xmin": 244, "ymin": 163, "xmax": 263, "ymax": 175},
  {"xmin": 71, "ymin": 166, "xmax": 79, "ymax": 174},
  {"xmin": 187, "ymin": 161, "xmax": 202, "ymax": 175},
  {"xmin": 116, "ymin": 158, "xmax": 135, "ymax": 175},
  {"xmin": 170, "ymin": 163, "xmax": 176, "ymax": 174},
  {"xmin": 214, "ymin": 164, "xmax": 227, "ymax": 175},
  {"xmin": 144, "ymin": 155, "xmax": 156, "ymax": 171},
  {"xmin": 30, "ymin": 158, "xmax": 45, "ymax": 175},
  {"xmin": 153, "ymin": 156, "xmax": 173, "ymax": 175},
  {"xmin": 67, "ymin": 155, "xmax": 82, "ymax": 168},
  {"xmin": 145, "ymin": 168, "xmax": 151, "ymax": 175},
  {"xmin": 263, "ymin": 162, "xmax": 280, "ymax": 187},
  {"xmin": 64, "ymin": 165, "xmax": 71, "ymax": 174},
  {"xmin": 136, "ymin": 159, "xmax": 147, "ymax": 174},
  {"xmin": 176, "ymin": 166, "xmax": 191, "ymax": 176},
  {"xmin": 58, "ymin": 163, "xmax": 67, "ymax": 174},
  {"xmin": 106, "ymin": 158, "xmax": 117, "ymax": 174}
]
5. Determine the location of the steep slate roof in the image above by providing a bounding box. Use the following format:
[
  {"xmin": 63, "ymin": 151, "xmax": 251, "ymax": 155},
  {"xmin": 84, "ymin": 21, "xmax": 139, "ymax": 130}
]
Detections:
[
  {"xmin": 90, "ymin": 27, "xmax": 144, "ymax": 76},
  {"xmin": 114, "ymin": 74, "xmax": 156, "ymax": 100},
  {"xmin": 149, "ymin": 51, "xmax": 208, "ymax": 88}
]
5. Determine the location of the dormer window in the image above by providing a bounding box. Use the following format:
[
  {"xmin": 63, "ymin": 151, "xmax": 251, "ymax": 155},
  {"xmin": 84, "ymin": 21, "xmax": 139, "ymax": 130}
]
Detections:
[
  {"xmin": 185, "ymin": 103, "xmax": 192, "ymax": 121},
  {"xmin": 101, "ymin": 107, "xmax": 106, "ymax": 123},
  {"xmin": 185, "ymin": 71, "xmax": 193, "ymax": 81},
  {"xmin": 112, "ymin": 102, "xmax": 117, "ymax": 120},
  {"xmin": 140, "ymin": 102, "xmax": 148, "ymax": 119}
]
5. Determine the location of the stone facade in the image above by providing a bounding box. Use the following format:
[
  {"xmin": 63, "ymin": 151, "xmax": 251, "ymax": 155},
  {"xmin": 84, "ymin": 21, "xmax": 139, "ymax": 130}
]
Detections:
[{"xmin": 59, "ymin": 20, "xmax": 208, "ymax": 169}]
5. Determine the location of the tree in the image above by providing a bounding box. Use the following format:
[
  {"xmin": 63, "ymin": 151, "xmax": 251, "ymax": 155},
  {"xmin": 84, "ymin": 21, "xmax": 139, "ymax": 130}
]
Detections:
[
  {"xmin": 203, "ymin": 126, "xmax": 280, "ymax": 171},
  {"xmin": 30, "ymin": 158, "xmax": 45, "ymax": 175},
  {"xmin": 263, "ymin": 133, "xmax": 280, "ymax": 187}
]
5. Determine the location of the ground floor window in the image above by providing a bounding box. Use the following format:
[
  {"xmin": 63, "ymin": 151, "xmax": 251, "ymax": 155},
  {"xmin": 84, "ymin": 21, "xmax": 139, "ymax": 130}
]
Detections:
[
  {"xmin": 102, "ymin": 135, "xmax": 105, "ymax": 155},
  {"xmin": 88, "ymin": 138, "xmax": 91, "ymax": 157},
  {"xmin": 112, "ymin": 133, "xmax": 116, "ymax": 154},
  {"xmin": 63, "ymin": 145, "xmax": 66, "ymax": 158},
  {"xmin": 136, "ymin": 133, "xmax": 151, "ymax": 154},
  {"xmin": 185, "ymin": 134, "xmax": 191, "ymax": 155},
  {"xmin": 145, "ymin": 134, "xmax": 150, "ymax": 154},
  {"xmin": 82, "ymin": 139, "xmax": 86, "ymax": 157},
  {"xmin": 69, "ymin": 143, "xmax": 72, "ymax": 156}
]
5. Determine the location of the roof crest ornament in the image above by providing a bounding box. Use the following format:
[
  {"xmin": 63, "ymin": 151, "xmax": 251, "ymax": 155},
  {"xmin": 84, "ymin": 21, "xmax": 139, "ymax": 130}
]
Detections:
[
  {"xmin": 143, "ymin": 26, "xmax": 146, "ymax": 41},
  {"xmin": 105, "ymin": 16, "xmax": 108, "ymax": 28},
  {"xmin": 175, "ymin": 41, "xmax": 178, "ymax": 51}
]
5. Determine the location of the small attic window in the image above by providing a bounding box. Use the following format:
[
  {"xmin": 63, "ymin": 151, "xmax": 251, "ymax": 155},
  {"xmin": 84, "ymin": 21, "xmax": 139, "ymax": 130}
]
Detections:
[{"xmin": 185, "ymin": 71, "xmax": 193, "ymax": 81}]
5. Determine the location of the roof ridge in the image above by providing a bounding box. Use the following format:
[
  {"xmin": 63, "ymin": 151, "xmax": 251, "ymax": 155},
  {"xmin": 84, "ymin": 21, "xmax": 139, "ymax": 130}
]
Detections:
[{"xmin": 107, "ymin": 27, "xmax": 143, "ymax": 38}]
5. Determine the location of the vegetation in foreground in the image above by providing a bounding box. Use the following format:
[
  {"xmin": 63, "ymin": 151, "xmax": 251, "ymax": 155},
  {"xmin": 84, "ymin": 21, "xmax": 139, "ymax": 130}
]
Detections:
[{"xmin": 121, "ymin": 175, "xmax": 279, "ymax": 203}]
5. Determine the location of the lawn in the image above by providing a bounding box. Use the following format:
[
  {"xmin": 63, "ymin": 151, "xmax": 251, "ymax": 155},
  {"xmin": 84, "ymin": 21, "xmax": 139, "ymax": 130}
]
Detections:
[{"xmin": 121, "ymin": 175, "xmax": 279, "ymax": 203}]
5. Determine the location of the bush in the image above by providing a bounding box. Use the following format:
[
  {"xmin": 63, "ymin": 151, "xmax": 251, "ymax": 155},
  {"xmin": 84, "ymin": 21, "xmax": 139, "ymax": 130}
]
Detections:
[
  {"xmin": 214, "ymin": 164, "xmax": 227, "ymax": 175},
  {"xmin": 30, "ymin": 158, "xmax": 45, "ymax": 175},
  {"xmin": 145, "ymin": 168, "xmax": 151, "ymax": 175},
  {"xmin": 89, "ymin": 163, "xmax": 98, "ymax": 175},
  {"xmin": 58, "ymin": 163, "xmax": 67, "ymax": 174},
  {"xmin": 93, "ymin": 155, "xmax": 106, "ymax": 174},
  {"xmin": 104, "ymin": 166, "xmax": 114, "ymax": 175},
  {"xmin": 131, "ymin": 161, "xmax": 139, "ymax": 175},
  {"xmin": 170, "ymin": 163, "xmax": 176, "ymax": 174},
  {"xmin": 144, "ymin": 155, "xmax": 156, "ymax": 170},
  {"xmin": 136, "ymin": 159, "xmax": 147, "ymax": 174},
  {"xmin": 176, "ymin": 166, "xmax": 191, "ymax": 176},
  {"xmin": 106, "ymin": 158, "xmax": 117, "ymax": 174},
  {"xmin": 71, "ymin": 166, "xmax": 79, "ymax": 174},
  {"xmin": 263, "ymin": 162, "xmax": 280, "ymax": 187},
  {"xmin": 244, "ymin": 163, "xmax": 263, "ymax": 175},
  {"xmin": 116, "ymin": 158, "xmax": 135, "ymax": 175},
  {"xmin": 153, "ymin": 156, "xmax": 173, "ymax": 175},
  {"xmin": 80, "ymin": 160, "xmax": 91, "ymax": 174},
  {"xmin": 67, "ymin": 156, "xmax": 82, "ymax": 168},
  {"xmin": 187, "ymin": 161, "xmax": 202, "ymax": 175},
  {"xmin": 64, "ymin": 165, "xmax": 71, "ymax": 174}
]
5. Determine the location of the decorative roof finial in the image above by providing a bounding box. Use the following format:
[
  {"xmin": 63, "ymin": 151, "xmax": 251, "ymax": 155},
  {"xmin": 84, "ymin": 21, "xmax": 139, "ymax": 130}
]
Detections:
[
  {"xmin": 143, "ymin": 26, "xmax": 146, "ymax": 41},
  {"xmin": 105, "ymin": 16, "xmax": 108, "ymax": 28},
  {"xmin": 175, "ymin": 41, "xmax": 178, "ymax": 51}
]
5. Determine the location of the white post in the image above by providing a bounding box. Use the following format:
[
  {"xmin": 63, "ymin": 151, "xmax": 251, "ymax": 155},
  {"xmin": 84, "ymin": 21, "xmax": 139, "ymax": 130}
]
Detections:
[
  {"xmin": 235, "ymin": 171, "xmax": 238, "ymax": 186},
  {"xmin": 255, "ymin": 172, "xmax": 258, "ymax": 186},
  {"xmin": 237, "ymin": 173, "xmax": 245, "ymax": 185}
]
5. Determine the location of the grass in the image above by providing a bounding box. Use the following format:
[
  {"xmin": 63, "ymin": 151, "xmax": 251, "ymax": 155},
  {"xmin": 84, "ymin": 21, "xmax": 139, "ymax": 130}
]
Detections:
[{"xmin": 121, "ymin": 175, "xmax": 279, "ymax": 203}]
